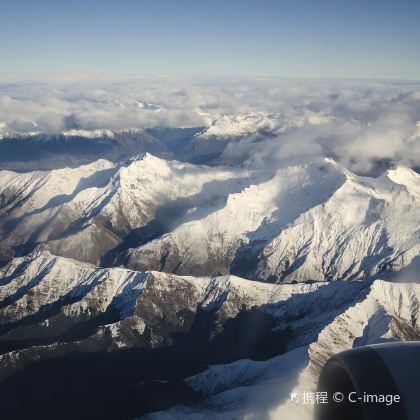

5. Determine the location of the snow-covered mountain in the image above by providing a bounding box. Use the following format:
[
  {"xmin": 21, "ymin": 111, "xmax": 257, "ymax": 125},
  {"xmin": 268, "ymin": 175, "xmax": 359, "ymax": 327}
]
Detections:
[
  {"xmin": 123, "ymin": 158, "xmax": 420, "ymax": 283},
  {"xmin": 0, "ymin": 154, "xmax": 249, "ymax": 264},
  {"xmin": 184, "ymin": 112, "xmax": 302, "ymax": 162},
  {"xmin": 0, "ymin": 115, "xmax": 286, "ymax": 171},
  {"xmin": 1, "ymin": 246, "xmax": 419, "ymax": 419},
  {"xmin": 0, "ymin": 144, "xmax": 418, "ymax": 418},
  {"xmin": 1, "ymin": 153, "xmax": 418, "ymax": 284},
  {"xmin": 0, "ymin": 249, "xmax": 375, "ymax": 419},
  {"xmin": 0, "ymin": 250, "xmax": 331, "ymax": 379},
  {"xmin": 196, "ymin": 113, "xmax": 279, "ymax": 139}
]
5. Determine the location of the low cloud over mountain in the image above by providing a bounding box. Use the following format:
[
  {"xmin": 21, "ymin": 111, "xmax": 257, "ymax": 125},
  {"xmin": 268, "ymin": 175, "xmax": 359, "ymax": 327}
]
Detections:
[{"xmin": 1, "ymin": 77, "xmax": 420, "ymax": 173}]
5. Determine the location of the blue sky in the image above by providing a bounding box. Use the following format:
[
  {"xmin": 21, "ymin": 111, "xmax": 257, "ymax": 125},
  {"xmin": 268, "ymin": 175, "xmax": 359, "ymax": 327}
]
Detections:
[{"xmin": 1, "ymin": 0, "xmax": 419, "ymax": 79}]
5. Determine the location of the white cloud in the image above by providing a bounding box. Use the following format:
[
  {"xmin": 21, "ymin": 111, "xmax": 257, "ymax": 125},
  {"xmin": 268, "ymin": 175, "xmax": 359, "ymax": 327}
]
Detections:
[{"xmin": 0, "ymin": 76, "xmax": 419, "ymax": 172}]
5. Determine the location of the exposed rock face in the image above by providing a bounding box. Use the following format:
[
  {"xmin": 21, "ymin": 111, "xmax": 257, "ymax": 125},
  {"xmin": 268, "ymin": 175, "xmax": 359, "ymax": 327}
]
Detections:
[
  {"xmin": 0, "ymin": 250, "xmax": 379, "ymax": 420},
  {"xmin": 145, "ymin": 279, "xmax": 420, "ymax": 420},
  {"xmin": 0, "ymin": 245, "xmax": 13, "ymax": 266},
  {"xmin": 0, "ymin": 251, "xmax": 325, "ymax": 380}
]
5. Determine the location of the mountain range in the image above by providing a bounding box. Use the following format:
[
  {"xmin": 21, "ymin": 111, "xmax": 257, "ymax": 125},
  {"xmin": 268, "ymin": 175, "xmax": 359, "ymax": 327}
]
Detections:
[{"xmin": 0, "ymin": 121, "xmax": 419, "ymax": 419}]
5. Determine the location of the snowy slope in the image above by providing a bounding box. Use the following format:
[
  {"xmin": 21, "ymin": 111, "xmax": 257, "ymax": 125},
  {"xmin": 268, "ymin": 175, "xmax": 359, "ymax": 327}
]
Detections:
[
  {"xmin": 1, "ymin": 153, "xmax": 418, "ymax": 281},
  {"xmin": 197, "ymin": 113, "xmax": 279, "ymax": 140},
  {"xmin": 124, "ymin": 159, "xmax": 420, "ymax": 282},
  {"xmin": 185, "ymin": 112, "xmax": 335, "ymax": 162},
  {"xmin": 253, "ymin": 164, "xmax": 420, "ymax": 282},
  {"xmin": 0, "ymin": 154, "xmax": 248, "ymax": 263},
  {"xmin": 0, "ymin": 159, "xmax": 116, "ymax": 218}
]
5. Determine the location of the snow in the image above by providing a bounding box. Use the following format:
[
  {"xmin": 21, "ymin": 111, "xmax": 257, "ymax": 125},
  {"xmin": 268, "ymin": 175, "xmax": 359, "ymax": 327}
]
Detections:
[
  {"xmin": 386, "ymin": 165, "xmax": 420, "ymax": 198},
  {"xmin": 0, "ymin": 80, "xmax": 419, "ymax": 419},
  {"xmin": 0, "ymin": 158, "xmax": 115, "ymax": 214},
  {"xmin": 0, "ymin": 150, "xmax": 419, "ymax": 419},
  {"xmin": 1, "ymin": 152, "xmax": 418, "ymax": 280},
  {"xmin": 186, "ymin": 346, "xmax": 308, "ymax": 397},
  {"xmin": 3, "ymin": 152, "xmax": 417, "ymax": 280},
  {"xmin": 197, "ymin": 113, "xmax": 278, "ymax": 139},
  {"xmin": 0, "ymin": 153, "xmax": 250, "ymax": 264},
  {"xmin": 126, "ymin": 157, "xmax": 420, "ymax": 282},
  {"xmin": 193, "ymin": 112, "xmax": 334, "ymax": 143},
  {"xmin": 146, "ymin": 347, "xmax": 309, "ymax": 420}
]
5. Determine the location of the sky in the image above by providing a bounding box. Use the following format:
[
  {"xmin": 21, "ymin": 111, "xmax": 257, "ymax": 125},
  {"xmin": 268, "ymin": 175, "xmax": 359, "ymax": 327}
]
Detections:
[{"xmin": 0, "ymin": 0, "xmax": 419, "ymax": 80}]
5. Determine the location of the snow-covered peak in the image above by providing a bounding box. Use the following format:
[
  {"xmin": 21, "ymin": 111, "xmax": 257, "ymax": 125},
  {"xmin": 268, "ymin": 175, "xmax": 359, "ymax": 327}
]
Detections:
[
  {"xmin": 122, "ymin": 151, "xmax": 170, "ymax": 170},
  {"xmin": 0, "ymin": 158, "xmax": 116, "ymax": 218},
  {"xmin": 171, "ymin": 278, "xmax": 420, "ymax": 420},
  {"xmin": 0, "ymin": 127, "xmax": 152, "ymax": 141},
  {"xmin": 122, "ymin": 156, "xmax": 420, "ymax": 282},
  {"xmin": 386, "ymin": 165, "xmax": 420, "ymax": 197},
  {"xmin": 0, "ymin": 123, "xmax": 41, "ymax": 140},
  {"xmin": 1, "ymin": 152, "xmax": 419, "ymax": 281},
  {"xmin": 197, "ymin": 113, "xmax": 278, "ymax": 139}
]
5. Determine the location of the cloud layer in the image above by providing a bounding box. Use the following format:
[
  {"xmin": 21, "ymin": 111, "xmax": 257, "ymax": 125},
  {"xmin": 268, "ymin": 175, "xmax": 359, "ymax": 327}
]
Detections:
[{"xmin": 0, "ymin": 76, "xmax": 420, "ymax": 172}]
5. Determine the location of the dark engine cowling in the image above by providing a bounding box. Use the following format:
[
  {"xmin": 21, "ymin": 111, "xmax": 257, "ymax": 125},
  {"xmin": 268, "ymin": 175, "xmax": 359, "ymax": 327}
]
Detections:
[{"xmin": 315, "ymin": 342, "xmax": 420, "ymax": 420}]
